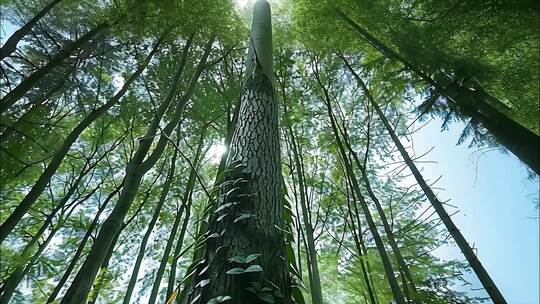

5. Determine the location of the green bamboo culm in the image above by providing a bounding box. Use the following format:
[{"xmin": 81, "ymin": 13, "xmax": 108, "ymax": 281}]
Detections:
[{"xmin": 245, "ymin": 0, "xmax": 273, "ymax": 83}]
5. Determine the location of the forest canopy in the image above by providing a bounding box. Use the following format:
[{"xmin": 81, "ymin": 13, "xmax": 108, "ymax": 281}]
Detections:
[{"xmin": 0, "ymin": 0, "xmax": 538, "ymax": 303}]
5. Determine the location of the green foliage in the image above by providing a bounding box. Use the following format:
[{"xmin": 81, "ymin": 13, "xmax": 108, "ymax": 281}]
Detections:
[{"xmin": 0, "ymin": 0, "xmax": 535, "ymax": 303}]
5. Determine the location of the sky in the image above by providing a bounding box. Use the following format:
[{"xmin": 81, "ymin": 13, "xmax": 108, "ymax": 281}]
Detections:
[
  {"xmin": 2, "ymin": 1, "xmax": 539, "ymax": 303},
  {"xmin": 407, "ymin": 117, "xmax": 539, "ymax": 303}
]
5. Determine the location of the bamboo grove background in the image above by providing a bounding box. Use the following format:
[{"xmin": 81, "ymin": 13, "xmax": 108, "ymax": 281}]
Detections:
[{"xmin": 0, "ymin": 0, "xmax": 538, "ymax": 303}]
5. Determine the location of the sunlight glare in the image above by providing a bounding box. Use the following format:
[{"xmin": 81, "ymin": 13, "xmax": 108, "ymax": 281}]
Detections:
[
  {"xmin": 208, "ymin": 143, "xmax": 227, "ymax": 164},
  {"xmin": 234, "ymin": 0, "xmax": 250, "ymax": 9}
]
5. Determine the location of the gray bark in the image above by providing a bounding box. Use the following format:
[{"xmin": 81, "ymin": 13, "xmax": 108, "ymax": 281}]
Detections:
[{"xmin": 185, "ymin": 3, "xmax": 291, "ymax": 303}]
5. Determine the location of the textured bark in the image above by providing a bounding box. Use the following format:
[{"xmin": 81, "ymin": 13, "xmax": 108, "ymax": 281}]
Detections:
[
  {"xmin": 344, "ymin": 62, "xmax": 508, "ymax": 304},
  {"xmin": 177, "ymin": 91, "xmax": 241, "ymax": 304},
  {"xmin": 185, "ymin": 3, "xmax": 290, "ymax": 303},
  {"xmin": 312, "ymin": 56, "xmax": 406, "ymax": 304},
  {"xmin": 335, "ymin": 10, "xmax": 539, "ymax": 175},
  {"xmin": 0, "ymin": 0, "xmax": 64, "ymax": 60},
  {"xmin": 0, "ymin": 22, "xmax": 109, "ymax": 113},
  {"xmin": 0, "ymin": 39, "xmax": 162, "ymax": 244},
  {"xmin": 185, "ymin": 75, "xmax": 290, "ymax": 303}
]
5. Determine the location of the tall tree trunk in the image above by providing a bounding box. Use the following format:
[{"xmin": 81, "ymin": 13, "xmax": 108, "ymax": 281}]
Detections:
[
  {"xmin": 59, "ymin": 34, "xmax": 212, "ymax": 304},
  {"xmin": 86, "ymin": 231, "xmax": 120, "ymax": 304},
  {"xmin": 122, "ymin": 146, "xmax": 181, "ymax": 304},
  {"xmin": 185, "ymin": 2, "xmax": 291, "ymax": 303},
  {"xmin": 165, "ymin": 196, "xmax": 192, "ymax": 299},
  {"xmin": 165, "ymin": 129, "xmax": 210, "ymax": 300},
  {"xmin": 0, "ymin": 0, "xmax": 64, "ymax": 60},
  {"xmin": 148, "ymin": 128, "xmax": 206, "ymax": 304},
  {"xmin": 343, "ymin": 60, "xmax": 508, "ymax": 304},
  {"xmin": 338, "ymin": 116, "xmax": 417, "ymax": 300},
  {"xmin": 312, "ymin": 54, "xmax": 406, "ymax": 304},
  {"xmin": 347, "ymin": 174, "xmax": 379, "ymax": 304},
  {"xmin": 343, "ymin": 181, "xmax": 378, "ymax": 304},
  {"xmin": 335, "ymin": 10, "xmax": 540, "ymax": 174},
  {"xmin": 281, "ymin": 93, "xmax": 323, "ymax": 304},
  {"xmin": 0, "ymin": 22, "xmax": 110, "ymax": 113},
  {"xmin": 86, "ymin": 171, "xmax": 160, "ymax": 304},
  {"xmin": 0, "ymin": 39, "xmax": 162, "ymax": 244}
]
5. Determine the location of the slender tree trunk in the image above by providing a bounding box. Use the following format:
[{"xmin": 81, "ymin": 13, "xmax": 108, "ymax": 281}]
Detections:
[
  {"xmin": 312, "ymin": 55, "xmax": 406, "ymax": 304},
  {"xmin": 0, "ymin": 221, "xmax": 58, "ymax": 303},
  {"xmin": 59, "ymin": 35, "xmax": 212, "ymax": 304},
  {"xmin": 0, "ymin": 76, "xmax": 66, "ymax": 141},
  {"xmin": 448, "ymin": 81, "xmax": 540, "ymax": 174},
  {"xmin": 122, "ymin": 148, "xmax": 180, "ymax": 304},
  {"xmin": 148, "ymin": 129, "xmax": 206, "ymax": 304},
  {"xmin": 1, "ymin": 143, "xmax": 109, "ymax": 281},
  {"xmin": 46, "ymin": 184, "xmax": 122, "ymax": 303},
  {"xmin": 0, "ymin": 133, "xmax": 120, "ymax": 299},
  {"xmin": 282, "ymin": 102, "xmax": 323, "ymax": 304},
  {"xmin": 343, "ymin": 185, "xmax": 377, "ymax": 304},
  {"xmin": 0, "ymin": 0, "xmax": 64, "ymax": 60},
  {"xmin": 86, "ymin": 169, "xmax": 162, "ymax": 303},
  {"xmin": 0, "ymin": 39, "xmax": 162, "ymax": 244},
  {"xmin": 339, "ymin": 118, "xmax": 417, "ymax": 300},
  {"xmin": 86, "ymin": 231, "xmax": 120, "ymax": 304},
  {"xmin": 166, "ymin": 196, "xmax": 192, "ymax": 299},
  {"xmin": 185, "ymin": 2, "xmax": 291, "ymax": 303},
  {"xmin": 344, "ymin": 61, "xmax": 508, "ymax": 304},
  {"xmin": 165, "ymin": 129, "xmax": 209, "ymax": 300},
  {"xmin": 335, "ymin": 10, "xmax": 540, "ymax": 174},
  {"xmin": 347, "ymin": 177, "xmax": 378, "ymax": 303},
  {"xmin": 149, "ymin": 204, "xmax": 186, "ymax": 303},
  {"xmin": 0, "ymin": 22, "xmax": 109, "ymax": 113}
]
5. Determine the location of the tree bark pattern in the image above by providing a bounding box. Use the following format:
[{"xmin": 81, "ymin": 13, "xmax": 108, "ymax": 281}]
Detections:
[{"xmin": 186, "ymin": 73, "xmax": 290, "ymax": 304}]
